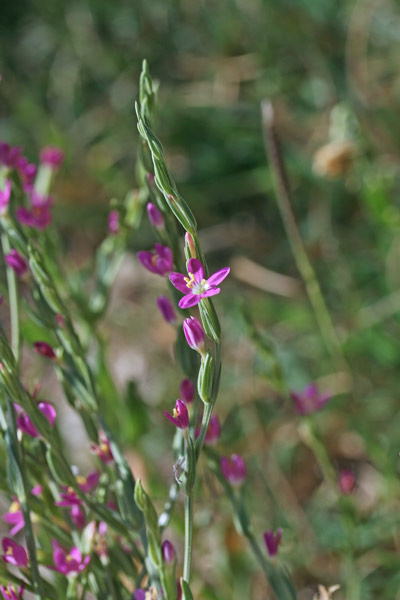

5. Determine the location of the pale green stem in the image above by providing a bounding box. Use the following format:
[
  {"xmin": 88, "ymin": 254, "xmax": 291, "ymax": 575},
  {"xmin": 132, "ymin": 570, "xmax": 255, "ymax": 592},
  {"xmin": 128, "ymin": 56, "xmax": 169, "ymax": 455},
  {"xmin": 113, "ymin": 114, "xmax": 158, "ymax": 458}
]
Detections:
[
  {"xmin": 183, "ymin": 494, "xmax": 193, "ymax": 583},
  {"xmin": 1, "ymin": 232, "xmax": 20, "ymax": 367},
  {"xmin": 261, "ymin": 101, "xmax": 349, "ymax": 377}
]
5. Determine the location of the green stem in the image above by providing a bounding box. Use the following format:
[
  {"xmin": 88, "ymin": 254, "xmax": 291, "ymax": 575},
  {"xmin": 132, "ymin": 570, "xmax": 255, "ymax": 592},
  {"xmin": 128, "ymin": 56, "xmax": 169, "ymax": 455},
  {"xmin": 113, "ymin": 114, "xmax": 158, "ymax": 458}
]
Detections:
[
  {"xmin": 1, "ymin": 232, "xmax": 20, "ymax": 368},
  {"xmin": 195, "ymin": 401, "xmax": 214, "ymax": 459},
  {"xmin": 261, "ymin": 102, "xmax": 349, "ymax": 376},
  {"xmin": 183, "ymin": 494, "xmax": 193, "ymax": 584}
]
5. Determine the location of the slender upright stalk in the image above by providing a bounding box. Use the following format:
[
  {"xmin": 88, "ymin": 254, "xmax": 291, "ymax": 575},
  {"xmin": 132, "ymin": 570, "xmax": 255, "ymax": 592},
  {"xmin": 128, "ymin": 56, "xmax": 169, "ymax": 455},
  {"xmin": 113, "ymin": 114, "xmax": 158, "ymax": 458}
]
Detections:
[
  {"xmin": 183, "ymin": 494, "xmax": 194, "ymax": 583},
  {"xmin": 1, "ymin": 232, "xmax": 20, "ymax": 367},
  {"xmin": 261, "ymin": 102, "xmax": 349, "ymax": 377}
]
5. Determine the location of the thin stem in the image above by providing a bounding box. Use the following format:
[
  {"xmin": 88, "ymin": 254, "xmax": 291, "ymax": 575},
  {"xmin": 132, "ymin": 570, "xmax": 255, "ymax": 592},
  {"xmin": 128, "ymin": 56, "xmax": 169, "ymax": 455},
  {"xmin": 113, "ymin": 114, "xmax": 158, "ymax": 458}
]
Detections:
[
  {"xmin": 183, "ymin": 494, "xmax": 193, "ymax": 584},
  {"xmin": 261, "ymin": 102, "xmax": 349, "ymax": 377},
  {"xmin": 1, "ymin": 232, "xmax": 20, "ymax": 368},
  {"xmin": 195, "ymin": 401, "xmax": 214, "ymax": 459}
]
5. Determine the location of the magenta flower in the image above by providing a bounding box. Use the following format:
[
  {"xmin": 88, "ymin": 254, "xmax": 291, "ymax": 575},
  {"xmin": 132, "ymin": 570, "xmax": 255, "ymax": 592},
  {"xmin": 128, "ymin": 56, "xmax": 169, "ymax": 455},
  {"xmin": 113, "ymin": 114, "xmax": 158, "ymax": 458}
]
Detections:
[
  {"xmin": 1, "ymin": 538, "xmax": 28, "ymax": 567},
  {"xmin": 90, "ymin": 432, "xmax": 114, "ymax": 464},
  {"xmin": 51, "ymin": 540, "xmax": 90, "ymax": 576},
  {"xmin": 183, "ymin": 316, "xmax": 205, "ymax": 354},
  {"xmin": 0, "ymin": 179, "xmax": 11, "ymax": 215},
  {"xmin": 198, "ymin": 414, "xmax": 221, "ymax": 445},
  {"xmin": 0, "ymin": 583, "xmax": 24, "ymax": 600},
  {"xmin": 338, "ymin": 469, "xmax": 356, "ymax": 495},
  {"xmin": 14, "ymin": 402, "xmax": 56, "ymax": 438},
  {"xmin": 16, "ymin": 156, "xmax": 37, "ymax": 191},
  {"xmin": 170, "ymin": 258, "xmax": 230, "ymax": 309},
  {"xmin": 134, "ymin": 588, "xmax": 158, "ymax": 600},
  {"xmin": 137, "ymin": 243, "xmax": 173, "ymax": 276},
  {"xmin": 16, "ymin": 193, "xmax": 52, "ymax": 230},
  {"xmin": 162, "ymin": 540, "xmax": 176, "ymax": 563},
  {"xmin": 108, "ymin": 210, "xmax": 119, "ymax": 234},
  {"xmin": 56, "ymin": 486, "xmax": 82, "ymax": 508},
  {"xmin": 156, "ymin": 295, "xmax": 176, "ymax": 324},
  {"xmin": 164, "ymin": 399, "xmax": 189, "ymax": 430},
  {"xmin": 70, "ymin": 505, "xmax": 86, "ymax": 530},
  {"xmin": 220, "ymin": 454, "xmax": 246, "ymax": 486},
  {"xmin": 147, "ymin": 203, "xmax": 164, "ymax": 229},
  {"xmin": 3, "ymin": 487, "xmax": 42, "ymax": 537},
  {"xmin": 291, "ymin": 384, "xmax": 330, "ymax": 415},
  {"xmin": 263, "ymin": 528, "xmax": 282, "ymax": 557},
  {"xmin": 33, "ymin": 341, "xmax": 56, "ymax": 359},
  {"xmin": 180, "ymin": 379, "xmax": 194, "ymax": 404},
  {"xmin": 0, "ymin": 143, "xmax": 21, "ymax": 168},
  {"xmin": 40, "ymin": 146, "xmax": 64, "ymax": 168},
  {"xmin": 5, "ymin": 250, "xmax": 28, "ymax": 277},
  {"xmin": 76, "ymin": 471, "xmax": 100, "ymax": 493}
]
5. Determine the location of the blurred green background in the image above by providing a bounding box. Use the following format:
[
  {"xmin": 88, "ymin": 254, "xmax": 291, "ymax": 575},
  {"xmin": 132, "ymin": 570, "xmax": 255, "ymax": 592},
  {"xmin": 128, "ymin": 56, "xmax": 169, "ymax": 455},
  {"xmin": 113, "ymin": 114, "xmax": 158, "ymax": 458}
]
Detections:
[{"xmin": 2, "ymin": 0, "xmax": 400, "ymax": 598}]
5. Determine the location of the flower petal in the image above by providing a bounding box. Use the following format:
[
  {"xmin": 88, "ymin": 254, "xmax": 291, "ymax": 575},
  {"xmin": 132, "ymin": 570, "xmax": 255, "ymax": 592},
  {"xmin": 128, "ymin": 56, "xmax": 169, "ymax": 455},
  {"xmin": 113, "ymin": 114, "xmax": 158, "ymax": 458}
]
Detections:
[
  {"xmin": 201, "ymin": 287, "xmax": 220, "ymax": 298},
  {"xmin": 169, "ymin": 272, "xmax": 189, "ymax": 293},
  {"xmin": 187, "ymin": 258, "xmax": 204, "ymax": 281},
  {"xmin": 207, "ymin": 267, "xmax": 230, "ymax": 287},
  {"xmin": 179, "ymin": 294, "xmax": 201, "ymax": 309}
]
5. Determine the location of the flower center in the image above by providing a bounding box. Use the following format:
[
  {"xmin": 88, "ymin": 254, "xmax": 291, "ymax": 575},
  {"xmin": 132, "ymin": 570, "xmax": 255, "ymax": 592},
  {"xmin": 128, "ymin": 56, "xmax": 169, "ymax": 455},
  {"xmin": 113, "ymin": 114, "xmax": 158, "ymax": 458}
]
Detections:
[
  {"xmin": 184, "ymin": 273, "xmax": 209, "ymax": 294},
  {"xmin": 9, "ymin": 500, "xmax": 20, "ymax": 513},
  {"xmin": 76, "ymin": 475, "xmax": 86, "ymax": 486},
  {"xmin": 66, "ymin": 554, "xmax": 74, "ymax": 563}
]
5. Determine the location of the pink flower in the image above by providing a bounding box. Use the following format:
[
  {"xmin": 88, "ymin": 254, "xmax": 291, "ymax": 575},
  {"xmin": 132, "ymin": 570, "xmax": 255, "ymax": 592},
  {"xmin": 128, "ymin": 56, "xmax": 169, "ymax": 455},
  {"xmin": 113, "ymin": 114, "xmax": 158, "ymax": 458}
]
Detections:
[
  {"xmin": 220, "ymin": 454, "xmax": 246, "ymax": 486},
  {"xmin": 137, "ymin": 244, "xmax": 173, "ymax": 276},
  {"xmin": 156, "ymin": 295, "xmax": 176, "ymax": 324},
  {"xmin": 196, "ymin": 414, "xmax": 221, "ymax": 445},
  {"xmin": 147, "ymin": 203, "xmax": 164, "ymax": 229},
  {"xmin": 40, "ymin": 146, "xmax": 64, "ymax": 168},
  {"xmin": 3, "ymin": 487, "xmax": 42, "ymax": 537},
  {"xmin": 338, "ymin": 469, "xmax": 356, "ymax": 495},
  {"xmin": 16, "ymin": 192, "xmax": 52, "ymax": 230},
  {"xmin": 180, "ymin": 379, "xmax": 194, "ymax": 404},
  {"xmin": 0, "ymin": 179, "xmax": 11, "ymax": 215},
  {"xmin": 291, "ymin": 384, "xmax": 330, "ymax": 415},
  {"xmin": 56, "ymin": 486, "xmax": 82, "ymax": 508},
  {"xmin": 90, "ymin": 432, "xmax": 114, "ymax": 464},
  {"xmin": 0, "ymin": 583, "xmax": 24, "ymax": 600},
  {"xmin": 14, "ymin": 402, "xmax": 56, "ymax": 438},
  {"xmin": 16, "ymin": 157, "xmax": 37, "ymax": 191},
  {"xmin": 108, "ymin": 210, "xmax": 119, "ymax": 234},
  {"xmin": 263, "ymin": 528, "xmax": 282, "ymax": 557},
  {"xmin": 170, "ymin": 258, "xmax": 230, "ymax": 308},
  {"xmin": 51, "ymin": 540, "xmax": 90, "ymax": 576},
  {"xmin": 183, "ymin": 317, "xmax": 205, "ymax": 354},
  {"xmin": 1, "ymin": 538, "xmax": 28, "ymax": 567},
  {"xmin": 76, "ymin": 471, "xmax": 100, "ymax": 493},
  {"xmin": 0, "ymin": 143, "xmax": 21, "ymax": 168},
  {"xmin": 164, "ymin": 399, "xmax": 189, "ymax": 430},
  {"xmin": 5, "ymin": 250, "xmax": 28, "ymax": 277},
  {"xmin": 162, "ymin": 540, "xmax": 176, "ymax": 563},
  {"xmin": 33, "ymin": 341, "xmax": 56, "ymax": 359},
  {"xmin": 70, "ymin": 505, "xmax": 86, "ymax": 530}
]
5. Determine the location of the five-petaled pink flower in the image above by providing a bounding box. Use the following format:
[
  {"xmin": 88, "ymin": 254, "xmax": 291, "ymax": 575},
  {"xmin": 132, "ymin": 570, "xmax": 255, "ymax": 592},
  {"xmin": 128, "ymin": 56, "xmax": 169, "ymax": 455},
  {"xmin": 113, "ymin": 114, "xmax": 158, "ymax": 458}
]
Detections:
[
  {"xmin": 170, "ymin": 258, "xmax": 230, "ymax": 309},
  {"xmin": 0, "ymin": 582, "xmax": 24, "ymax": 600},
  {"xmin": 90, "ymin": 432, "xmax": 114, "ymax": 464},
  {"xmin": 14, "ymin": 402, "xmax": 56, "ymax": 438},
  {"xmin": 291, "ymin": 384, "xmax": 330, "ymax": 415},
  {"xmin": 76, "ymin": 471, "xmax": 100, "ymax": 494},
  {"xmin": 3, "ymin": 487, "xmax": 42, "ymax": 537},
  {"xmin": 51, "ymin": 540, "xmax": 90, "ymax": 576},
  {"xmin": 5, "ymin": 250, "xmax": 28, "ymax": 278},
  {"xmin": 138, "ymin": 244, "xmax": 173, "ymax": 276},
  {"xmin": 1, "ymin": 538, "xmax": 28, "ymax": 567},
  {"xmin": 263, "ymin": 528, "xmax": 282, "ymax": 557},
  {"xmin": 220, "ymin": 454, "xmax": 246, "ymax": 486},
  {"xmin": 164, "ymin": 399, "xmax": 189, "ymax": 430},
  {"xmin": 33, "ymin": 341, "xmax": 56, "ymax": 359},
  {"xmin": 0, "ymin": 179, "xmax": 11, "ymax": 215}
]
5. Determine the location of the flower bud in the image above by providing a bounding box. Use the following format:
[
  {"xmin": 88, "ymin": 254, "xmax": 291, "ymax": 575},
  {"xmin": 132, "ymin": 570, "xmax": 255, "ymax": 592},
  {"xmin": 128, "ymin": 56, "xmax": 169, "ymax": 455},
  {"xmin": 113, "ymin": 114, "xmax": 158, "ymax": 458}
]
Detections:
[
  {"xmin": 220, "ymin": 454, "xmax": 246, "ymax": 487},
  {"xmin": 147, "ymin": 202, "xmax": 164, "ymax": 229},
  {"xmin": 33, "ymin": 341, "xmax": 56, "ymax": 359},
  {"xmin": 156, "ymin": 295, "xmax": 175, "ymax": 324},
  {"xmin": 263, "ymin": 528, "xmax": 282, "ymax": 557},
  {"xmin": 338, "ymin": 469, "xmax": 356, "ymax": 495},
  {"xmin": 108, "ymin": 210, "xmax": 119, "ymax": 235},
  {"xmin": 197, "ymin": 352, "xmax": 213, "ymax": 403},
  {"xmin": 183, "ymin": 317, "xmax": 205, "ymax": 355},
  {"xmin": 184, "ymin": 232, "xmax": 196, "ymax": 260},
  {"xmin": 5, "ymin": 250, "xmax": 28, "ymax": 277},
  {"xmin": 162, "ymin": 540, "xmax": 176, "ymax": 563},
  {"xmin": 40, "ymin": 146, "xmax": 64, "ymax": 169},
  {"xmin": 180, "ymin": 379, "xmax": 194, "ymax": 404}
]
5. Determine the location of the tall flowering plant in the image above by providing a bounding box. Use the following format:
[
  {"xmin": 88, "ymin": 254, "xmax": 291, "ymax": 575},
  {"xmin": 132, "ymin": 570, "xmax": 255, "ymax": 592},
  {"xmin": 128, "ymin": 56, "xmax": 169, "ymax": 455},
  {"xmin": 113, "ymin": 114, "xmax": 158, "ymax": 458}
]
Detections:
[{"xmin": 0, "ymin": 61, "xmax": 298, "ymax": 600}]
